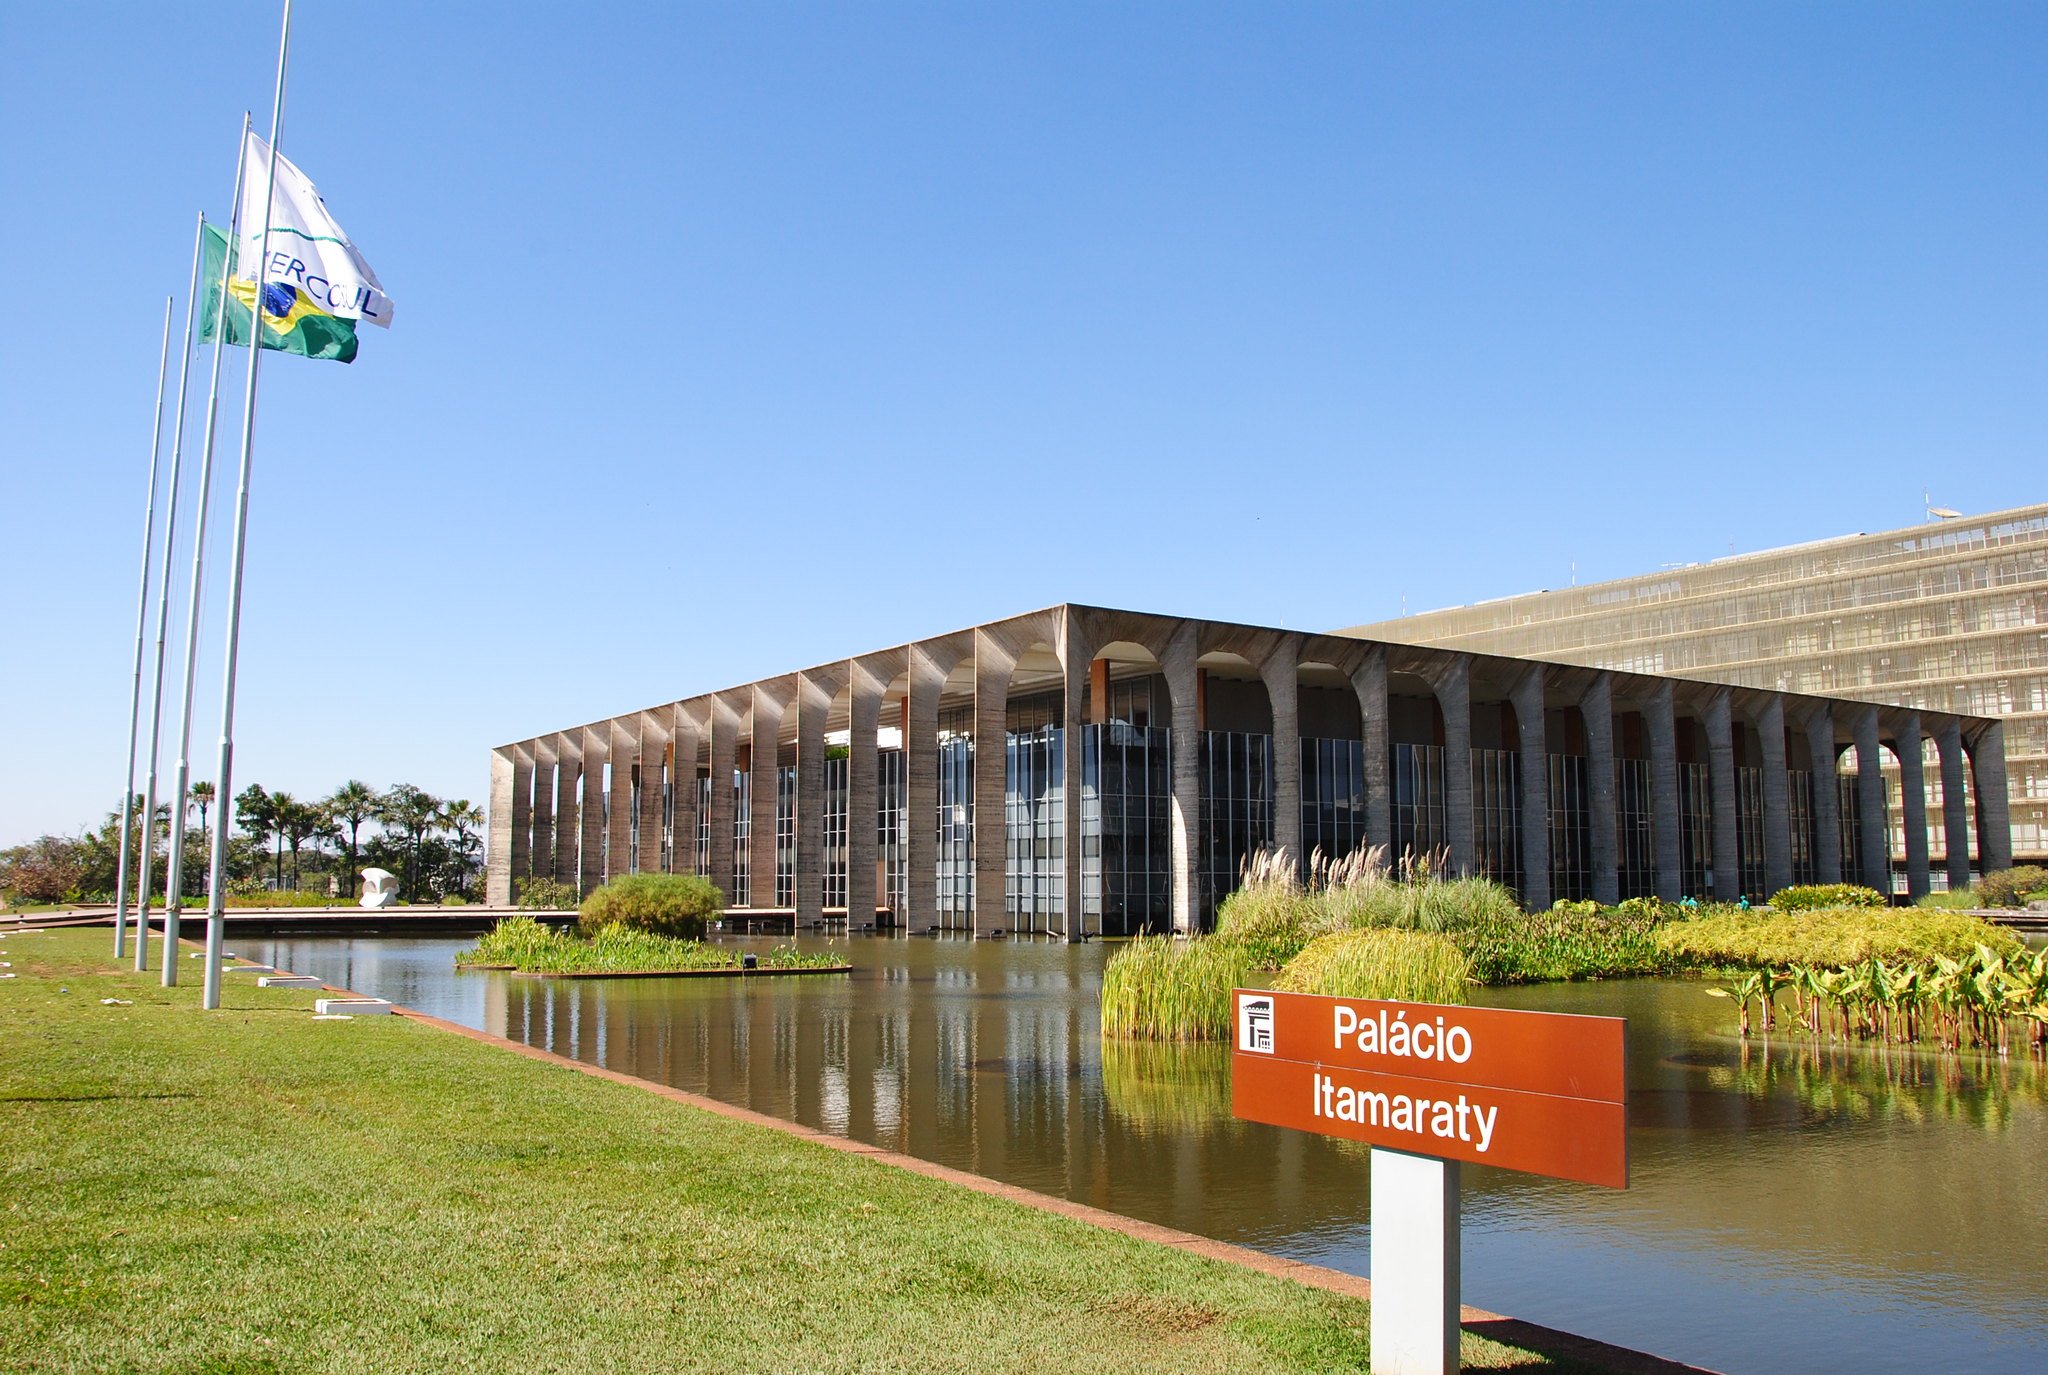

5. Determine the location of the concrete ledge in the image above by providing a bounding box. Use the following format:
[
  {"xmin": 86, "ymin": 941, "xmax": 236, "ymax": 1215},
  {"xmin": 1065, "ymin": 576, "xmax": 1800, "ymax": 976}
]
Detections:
[
  {"xmin": 258, "ymin": 975, "xmax": 322, "ymax": 988},
  {"xmin": 314, "ymin": 997, "xmax": 393, "ymax": 1016}
]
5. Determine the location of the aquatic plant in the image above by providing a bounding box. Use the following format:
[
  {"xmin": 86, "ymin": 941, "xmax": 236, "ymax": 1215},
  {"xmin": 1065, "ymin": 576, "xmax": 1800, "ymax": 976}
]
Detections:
[
  {"xmin": 1767, "ymin": 883, "xmax": 1887, "ymax": 912},
  {"xmin": 1655, "ymin": 905, "xmax": 2022, "ymax": 969},
  {"xmin": 1099, "ymin": 936, "xmax": 1253, "ymax": 1041},
  {"xmin": 457, "ymin": 916, "xmax": 834, "ymax": 975},
  {"xmin": 577, "ymin": 872, "xmax": 725, "ymax": 939},
  {"xmin": 1273, "ymin": 929, "xmax": 1470, "ymax": 1005}
]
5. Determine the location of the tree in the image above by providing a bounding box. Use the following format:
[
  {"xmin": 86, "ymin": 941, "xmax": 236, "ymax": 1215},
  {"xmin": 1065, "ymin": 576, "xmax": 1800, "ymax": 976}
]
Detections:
[
  {"xmin": 1, "ymin": 834, "xmax": 90, "ymax": 904},
  {"xmin": 442, "ymin": 799, "xmax": 485, "ymax": 899},
  {"xmin": 324, "ymin": 780, "xmax": 379, "ymax": 896},
  {"xmin": 188, "ymin": 781, "xmax": 216, "ymax": 834},
  {"xmin": 276, "ymin": 796, "xmax": 324, "ymax": 891},
  {"xmin": 376, "ymin": 784, "xmax": 447, "ymax": 901},
  {"xmin": 236, "ymin": 785, "xmax": 282, "ymax": 890}
]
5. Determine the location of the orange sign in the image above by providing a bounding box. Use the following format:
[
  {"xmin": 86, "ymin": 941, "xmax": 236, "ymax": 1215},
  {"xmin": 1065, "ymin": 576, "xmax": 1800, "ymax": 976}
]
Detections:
[{"xmin": 1230, "ymin": 989, "xmax": 1628, "ymax": 1189}]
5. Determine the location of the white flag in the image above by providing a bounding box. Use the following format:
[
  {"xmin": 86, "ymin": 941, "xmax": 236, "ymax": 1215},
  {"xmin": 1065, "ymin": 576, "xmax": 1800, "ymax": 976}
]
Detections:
[{"xmin": 237, "ymin": 132, "xmax": 395, "ymax": 328}]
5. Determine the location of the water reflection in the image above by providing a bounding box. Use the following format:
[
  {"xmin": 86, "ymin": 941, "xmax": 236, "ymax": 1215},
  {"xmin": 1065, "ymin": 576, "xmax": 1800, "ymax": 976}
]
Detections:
[{"xmin": 243, "ymin": 934, "xmax": 2048, "ymax": 1375}]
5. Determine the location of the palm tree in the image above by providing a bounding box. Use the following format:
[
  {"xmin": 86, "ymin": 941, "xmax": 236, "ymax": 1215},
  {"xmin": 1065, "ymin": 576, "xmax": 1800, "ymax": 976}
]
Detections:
[
  {"xmin": 325, "ymin": 780, "xmax": 379, "ymax": 896},
  {"xmin": 376, "ymin": 784, "xmax": 446, "ymax": 901},
  {"xmin": 188, "ymin": 781, "xmax": 216, "ymax": 834},
  {"xmin": 236, "ymin": 785, "xmax": 283, "ymax": 889},
  {"xmin": 276, "ymin": 796, "xmax": 323, "ymax": 891},
  {"xmin": 443, "ymin": 799, "xmax": 485, "ymax": 899}
]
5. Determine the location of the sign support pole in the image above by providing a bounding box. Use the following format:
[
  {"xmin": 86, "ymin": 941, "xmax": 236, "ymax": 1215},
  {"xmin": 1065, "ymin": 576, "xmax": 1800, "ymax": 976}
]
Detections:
[{"xmin": 1370, "ymin": 1147, "xmax": 1461, "ymax": 1375}]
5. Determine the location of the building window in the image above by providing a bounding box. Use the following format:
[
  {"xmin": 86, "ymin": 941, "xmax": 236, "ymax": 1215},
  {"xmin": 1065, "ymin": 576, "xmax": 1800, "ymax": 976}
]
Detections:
[
  {"xmin": 1548, "ymin": 754, "xmax": 1591, "ymax": 902},
  {"xmin": 731, "ymin": 771, "xmax": 750, "ymax": 907},
  {"xmin": 1005, "ymin": 724, "xmax": 1065, "ymax": 925},
  {"xmin": 1301, "ymin": 737, "xmax": 1368, "ymax": 863},
  {"xmin": 878, "ymin": 747, "xmax": 907, "ymax": 916},
  {"xmin": 1615, "ymin": 758, "xmax": 1656, "ymax": 900},
  {"xmin": 1086, "ymin": 721, "xmax": 1172, "ymax": 936},
  {"xmin": 1787, "ymin": 769, "xmax": 1815, "ymax": 886},
  {"xmin": 822, "ymin": 755, "xmax": 848, "ymax": 910},
  {"xmin": 1472, "ymin": 748, "xmax": 1521, "ymax": 892},
  {"xmin": 1678, "ymin": 762, "xmax": 1712, "ymax": 899},
  {"xmin": 775, "ymin": 765, "xmax": 797, "ymax": 907},
  {"xmin": 1736, "ymin": 766, "xmax": 1767, "ymax": 901},
  {"xmin": 936, "ymin": 708, "xmax": 974, "ymax": 921},
  {"xmin": 1199, "ymin": 730, "xmax": 1272, "ymax": 921},
  {"xmin": 1393, "ymin": 743, "xmax": 1447, "ymax": 869}
]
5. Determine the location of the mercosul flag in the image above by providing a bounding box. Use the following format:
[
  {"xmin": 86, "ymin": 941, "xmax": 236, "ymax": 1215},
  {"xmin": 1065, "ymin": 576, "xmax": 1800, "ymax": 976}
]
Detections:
[
  {"xmin": 199, "ymin": 221, "xmax": 358, "ymax": 363},
  {"xmin": 235, "ymin": 130, "xmax": 394, "ymax": 330}
]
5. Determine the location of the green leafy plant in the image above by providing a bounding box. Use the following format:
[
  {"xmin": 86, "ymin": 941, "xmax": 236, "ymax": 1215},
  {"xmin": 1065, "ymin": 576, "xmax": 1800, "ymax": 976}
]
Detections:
[
  {"xmin": 1974, "ymin": 866, "xmax": 2048, "ymax": 909},
  {"xmin": 1273, "ymin": 928, "xmax": 1471, "ymax": 1005},
  {"xmin": 1656, "ymin": 905, "xmax": 2022, "ymax": 968},
  {"xmin": 515, "ymin": 876, "xmax": 580, "ymax": 911},
  {"xmin": 1768, "ymin": 883, "xmax": 1888, "ymax": 912},
  {"xmin": 576, "ymin": 872, "xmax": 725, "ymax": 939},
  {"xmin": 1099, "ymin": 936, "xmax": 1253, "ymax": 1041}
]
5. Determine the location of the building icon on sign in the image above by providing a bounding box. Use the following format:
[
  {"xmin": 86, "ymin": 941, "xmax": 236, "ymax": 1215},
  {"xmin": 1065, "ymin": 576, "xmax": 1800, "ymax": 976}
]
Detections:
[{"xmin": 1239, "ymin": 994, "xmax": 1275, "ymax": 1053}]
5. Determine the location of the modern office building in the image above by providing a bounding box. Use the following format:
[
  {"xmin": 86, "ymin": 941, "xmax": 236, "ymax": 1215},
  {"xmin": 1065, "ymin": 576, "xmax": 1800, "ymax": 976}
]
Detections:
[
  {"xmin": 1344, "ymin": 503, "xmax": 2048, "ymax": 875},
  {"xmin": 485, "ymin": 604, "xmax": 2007, "ymax": 935}
]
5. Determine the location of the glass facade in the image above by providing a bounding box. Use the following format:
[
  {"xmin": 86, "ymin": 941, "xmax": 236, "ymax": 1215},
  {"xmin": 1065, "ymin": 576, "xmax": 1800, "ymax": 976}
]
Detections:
[
  {"xmin": 1085, "ymin": 722, "xmax": 1172, "ymax": 935},
  {"xmin": 731, "ymin": 772, "xmax": 750, "ymax": 907},
  {"xmin": 1347, "ymin": 504, "xmax": 2048, "ymax": 862},
  {"xmin": 1301, "ymin": 737, "xmax": 1370, "ymax": 862},
  {"xmin": 1616, "ymin": 758, "xmax": 1656, "ymax": 899},
  {"xmin": 1787, "ymin": 769, "xmax": 1816, "ymax": 886},
  {"xmin": 1471, "ymin": 748, "xmax": 1520, "ymax": 888},
  {"xmin": 822, "ymin": 755, "xmax": 848, "ymax": 910},
  {"xmin": 1548, "ymin": 754, "xmax": 1592, "ymax": 902},
  {"xmin": 1392, "ymin": 742, "xmax": 1446, "ymax": 865},
  {"xmin": 1735, "ymin": 766, "xmax": 1767, "ymax": 901},
  {"xmin": 1198, "ymin": 730, "xmax": 1272, "ymax": 919},
  {"xmin": 935, "ymin": 705, "xmax": 974, "ymax": 919},
  {"xmin": 1678, "ymin": 762, "xmax": 1712, "ymax": 898},
  {"xmin": 775, "ymin": 765, "xmax": 797, "ymax": 908}
]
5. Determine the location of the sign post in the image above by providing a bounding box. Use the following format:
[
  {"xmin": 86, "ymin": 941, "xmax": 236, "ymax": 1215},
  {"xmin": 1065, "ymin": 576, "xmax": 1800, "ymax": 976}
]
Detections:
[{"xmin": 1231, "ymin": 990, "xmax": 1628, "ymax": 1375}]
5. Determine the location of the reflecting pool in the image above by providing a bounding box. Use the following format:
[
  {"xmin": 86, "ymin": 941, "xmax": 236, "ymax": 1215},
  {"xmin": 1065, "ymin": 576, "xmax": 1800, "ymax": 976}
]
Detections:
[{"xmin": 239, "ymin": 933, "xmax": 2048, "ymax": 1375}]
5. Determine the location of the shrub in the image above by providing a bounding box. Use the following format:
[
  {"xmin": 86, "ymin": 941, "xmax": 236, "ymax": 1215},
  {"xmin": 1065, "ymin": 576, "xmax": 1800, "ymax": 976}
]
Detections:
[
  {"xmin": 1655, "ymin": 905, "xmax": 2023, "ymax": 969},
  {"xmin": 1459, "ymin": 905, "xmax": 1674, "ymax": 984},
  {"xmin": 515, "ymin": 876, "xmax": 580, "ymax": 911},
  {"xmin": 1617, "ymin": 895, "xmax": 1681, "ymax": 922},
  {"xmin": 1214, "ymin": 875, "xmax": 1322, "ymax": 970},
  {"xmin": 1100, "ymin": 937, "xmax": 1253, "ymax": 1041},
  {"xmin": 441, "ymin": 894, "xmax": 469, "ymax": 907},
  {"xmin": 577, "ymin": 873, "xmax": 724, "ymax": 939},
  {"xmin": 1914, "ymin": 889, "xmax": 1982, "ymax": 910},
  {"xmin": 1550, "ymin": 898, "xmax": 1601, "ymax": 918},
  {"xmin": 1275, "ymin": 928, "xmax": 1471, "ymax": 1004},
  {"xmin": 1769, "ymin": 883, "xmax": 1888, "ymax": 912},
  {"xmin": 1975, "ymin": 866, "xmax": 2048, "ymax": 909}
]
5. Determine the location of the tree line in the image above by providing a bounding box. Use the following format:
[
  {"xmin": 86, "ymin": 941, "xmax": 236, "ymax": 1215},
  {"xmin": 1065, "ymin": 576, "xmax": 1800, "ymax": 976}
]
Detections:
[{"xmin": 0, "ymin": 781, "xmax": 484, "ymax": 906}]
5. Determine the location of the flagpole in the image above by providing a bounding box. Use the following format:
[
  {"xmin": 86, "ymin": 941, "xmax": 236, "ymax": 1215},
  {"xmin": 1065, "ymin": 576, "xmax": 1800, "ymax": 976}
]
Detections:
[
  {"xmin": 162, "ymin": 113, "xmax": 252, "ymax": 986},
  {"xmin": 131, "ymin": 217, "xmax": 208, "ymax": 972},
  {"xmin": 112, "ymin": 298, "xmax": 175, "ymax": 961},
  {"xmin": 204, "ymin": 0, "xmax": 290, "ymax": 1010}
]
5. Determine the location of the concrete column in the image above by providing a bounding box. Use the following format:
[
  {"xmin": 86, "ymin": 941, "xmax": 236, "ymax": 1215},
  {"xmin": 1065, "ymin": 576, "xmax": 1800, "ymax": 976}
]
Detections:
[
  {"xmin": 1758, "ymin": 696, "xmax": 1794, "ymax": 899},
  {"xmin": 607, "ymin": 718, "xmax": 637, "ymax": 881},
  {"xmin": 672, "ymin": 706, "xmax": 703, "ymax": 877},
  {"xmin": 973, "ymin": 630, "xmax": 1015, "ymax": 935},
  {"xmin": 846, "ymin": 660, "xmax": 885, "ymax": 926},
  {"xmin": 1260, "ymin": 635, "xmax": 1304, "ymax": 868},
  {"xmin": 1896, "ymin": 713, "xmax": 1930, "ymax": 901},
  {"xmin": 1804, "ymin": 706, "xmax": 1842, "ymax": 884},
  {"xmin": 1351, "ymin": 646, "xmax": 1393, "ymax": 858},
  {"xmin": 1369, "ymin": 1149, "xmax": 1460, "ymax": 1375},
  {"xmin": 637, "ymin": 710, "xmax": 668, "ymax": 876},
  {"xmin": 553, "ymin": 734, "xmax": 582, "ymax": 888},
  {"xmin": 1853, "ymin": 707, "xmax": 1889, "ymax": 894},
  {"xmin": 1936, "ymin": 718, "xmax": 1972, "ymax": 889},
  {"xmin": 1163, "ymin": 624, "xmax": 1204, "ymax": 934},
  {"xmin": 531, "ymin": 737, "xmax": 556, "ymax": 892},
  {"xmin": 509, "ymin": 744, "xmax": 533, "ymax": 900},
  {"xmin": 1580, "ymin": 675, "xmax": 1619, "ymax": 906},
  {"xmin": 794, "ymin": 671, "xmax": 838, "ymax": 925},
  {"xmin": 1646, "ymin": 682, "xmax": 1682, "ymax": 901},
  {"xmin": 905, "ymin": 647, "xmax": 948, "ymax": 930},
  {"xmin": 1060, "ymin": 615, "xmax": 1090, "ymax": 942},
  {"xmin": 751, "ymin": 684, "xmax": 787, "ymax": 908},
  {"xmin": 1968, "ymin": 720, "xmax": 2013, "ymax": 874},
  {"xmin": 1430, "ymin": 657, "xmax": 1475, "ymax": 876},
  {"xmin": 707, "ymin": 696, "xmax": 739, "ymax": 901},
  {"xmin": 1510, "ymin": 664, "xmax": 1550, "ymax": 912},
  {"xmin": 1704, "ymin": 691, "xmax": 1740, "ymax": 902},
  {"xmin": 487, "ymin": 748, "xmax": 516, "ymax": 906},
  {"xmin": 579, "ymin": 726, "xmax": 606, "ymax": 897}
]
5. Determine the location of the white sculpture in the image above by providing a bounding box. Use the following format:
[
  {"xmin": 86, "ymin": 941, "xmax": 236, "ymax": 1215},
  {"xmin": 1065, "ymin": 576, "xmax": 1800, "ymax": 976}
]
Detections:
[{"xmin": 360, "ymin": 868, "xmax": 400, "ymax": 909}]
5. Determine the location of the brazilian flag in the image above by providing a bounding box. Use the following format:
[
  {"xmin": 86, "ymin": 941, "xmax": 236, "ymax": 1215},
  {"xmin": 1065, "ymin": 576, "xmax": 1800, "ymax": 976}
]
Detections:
[{"xmin": 199, "ymin": 221, "xmax": 358, "ymax": 364}]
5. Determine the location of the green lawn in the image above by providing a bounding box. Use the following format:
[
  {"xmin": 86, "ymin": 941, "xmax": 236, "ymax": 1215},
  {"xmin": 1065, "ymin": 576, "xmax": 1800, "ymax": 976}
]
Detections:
[{"xmin": 1, "ymin": 929, "xmax": 1599, "ymax": 1374}]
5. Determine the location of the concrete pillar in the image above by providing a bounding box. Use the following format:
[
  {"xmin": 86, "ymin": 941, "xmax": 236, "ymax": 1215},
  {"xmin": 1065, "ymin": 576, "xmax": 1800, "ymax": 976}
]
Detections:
[
  {"xmin": 1350, "ymin": 646, "xmax": 1393, "ymax": 858},
  {"xmin": 637, "ymin": 710, "xmax": 668, "ymax": 876},
  {"xmin": 509, "ymin": 744, "xmax": 533, "ymax": 900},
  {"xmin": 1511, "ymin": 663, "xmax": 1550, "ymax": 912},
  {"xmin": 1163, "ymin": 624, "xmax": 1204, "ymax": 934},
  {"xmin": 1646, "ymin": 682, "xmax": 1682, "ymax": 902},
  {"xmin": 1430, "ymin": 657, "xmax": 1475, "ymax": 877},
  {"xmin": 1758, "ymin": 696, "xmax": 1794, "ymax": 899},
  {"xmin": 905, "ymin": 646, "xmax": 948, "ymax": 930},
  {"xmin": 1853, "ymin": 707, "xmax": 1889, "ymax": 894},
  {"xmin": 554, "ymin": 734, "xmax": 582, "ymax": 888},
  {"xmin": 579, "ymin": 726, "xmax": 606, "ymax": 897},
  {"xmin": 845, "ymin": 660, "xmax": 886, "ymax": 926},
  {"xmin": 1580, "ymin": 675, "xmax": 1619, "ymax": 906},
  {"xmin": 750, "ymin": 684, "xmax": 787, "ymax": 908},
  {"xmin": 794, "ymin": 671, "xmax": 838, "ymax": 925},
  {"xmin": 707, "ymin": 696, "xmax": 739, "ymax": 901},
  {"xmin": 1968, "ymin": 720, "xmax": 2013, "ymax": 874},
  {"xmin": 1804, "ymin": 705, "xmax": 1842, "ymax": 884},
  {"xmin": 531, "ymin": 737, "xmax": 556, "ymax": 892},
  {"xmin": 1060, "ymin": 613, "xmax": 1090, "ymax": 942},
  {"xmin": 1936, "ymin": 718, "xmax": 1972, "ymax": 889},
  {"xmin": 1704, "ymin": 691, "xmax": 1740, "ymax": 902},
  {"xmin": 487, "ymin": 748, "xmax": 516, "ymax": 906},
  {"xmin": 1260, "ymin": 635, "xmax": 1304, "ymax": 868},
  {"xmin": 672, "ymin": 706, "xmax": 703, "ymax": 877},
  {"xmin": 607, "ymin": 718, "xmax": 637, "ymax": 881},
  {"xmin": 973, "ymin": 630, "xmax": 1015, "ymax": 935},
  {"xmin": 1896, "ymin": 714, "xmax": 1930, "ymax": 901}
]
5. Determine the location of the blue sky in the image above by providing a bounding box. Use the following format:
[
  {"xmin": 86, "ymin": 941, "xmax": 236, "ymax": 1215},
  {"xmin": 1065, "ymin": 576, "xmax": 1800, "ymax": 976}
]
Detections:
[{"xmin": 3, "ymin": 3, "xmax": 2044, "ymax": 845}]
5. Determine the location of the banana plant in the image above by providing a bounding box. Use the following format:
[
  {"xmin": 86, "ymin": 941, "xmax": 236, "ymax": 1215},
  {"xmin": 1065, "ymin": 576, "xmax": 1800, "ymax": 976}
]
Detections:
[{"xmin": 1706, "ymin": 970, "xmax": 1767, "ymax": 1038}]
